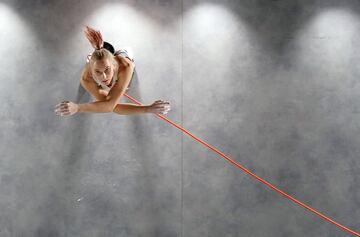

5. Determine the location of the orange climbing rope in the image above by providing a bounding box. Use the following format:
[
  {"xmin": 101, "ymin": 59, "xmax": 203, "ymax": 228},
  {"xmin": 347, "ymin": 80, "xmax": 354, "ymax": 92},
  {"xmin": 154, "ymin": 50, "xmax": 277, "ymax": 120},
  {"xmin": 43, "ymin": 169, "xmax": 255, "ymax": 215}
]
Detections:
[{"xmin": 124, "ymin": 93, "xmax": 360, "ymax": 237}]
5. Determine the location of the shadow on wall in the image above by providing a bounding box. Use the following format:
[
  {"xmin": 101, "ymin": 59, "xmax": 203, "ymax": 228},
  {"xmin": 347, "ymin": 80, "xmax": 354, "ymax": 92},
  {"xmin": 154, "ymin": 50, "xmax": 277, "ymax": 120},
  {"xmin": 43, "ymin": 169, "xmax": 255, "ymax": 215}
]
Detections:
[{"xmin": 73, "ymin": 66, "xmax": 171, "ymax": 235}]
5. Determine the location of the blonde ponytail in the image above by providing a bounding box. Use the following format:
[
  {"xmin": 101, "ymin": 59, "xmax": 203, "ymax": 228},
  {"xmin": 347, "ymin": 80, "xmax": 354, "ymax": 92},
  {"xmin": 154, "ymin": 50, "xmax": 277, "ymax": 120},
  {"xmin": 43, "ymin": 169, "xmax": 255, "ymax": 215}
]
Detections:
[
  {"xmin": 84, "ymin": 25, "xmax": 116, "ymax": 66},
  {"xmin": 84, "ymin": 25, "xmax": 104, "ymax": 50}
]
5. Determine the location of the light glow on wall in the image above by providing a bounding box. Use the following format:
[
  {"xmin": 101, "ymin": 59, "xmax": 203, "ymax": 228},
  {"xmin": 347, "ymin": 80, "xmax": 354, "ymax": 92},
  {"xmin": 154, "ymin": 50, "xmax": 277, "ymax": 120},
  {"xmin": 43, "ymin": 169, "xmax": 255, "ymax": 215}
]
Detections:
[
  {"xmin": 182, "ymin": 3, "xmax": 255, "ymax": 92},
  {"xmin": 293, "ymin": 7, "xmax": 359, "ymax": 75},
  {"xmin": 0, "ymin": 3, "xmax": 38, "ymax": 82}
]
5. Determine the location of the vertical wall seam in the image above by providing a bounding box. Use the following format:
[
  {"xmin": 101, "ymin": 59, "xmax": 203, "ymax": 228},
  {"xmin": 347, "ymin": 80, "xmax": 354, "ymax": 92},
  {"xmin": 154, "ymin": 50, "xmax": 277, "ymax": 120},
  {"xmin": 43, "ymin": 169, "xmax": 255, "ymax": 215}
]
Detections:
[{"xmin": 181, "ymin": 0, "xmax": 184, "ymax": 236}]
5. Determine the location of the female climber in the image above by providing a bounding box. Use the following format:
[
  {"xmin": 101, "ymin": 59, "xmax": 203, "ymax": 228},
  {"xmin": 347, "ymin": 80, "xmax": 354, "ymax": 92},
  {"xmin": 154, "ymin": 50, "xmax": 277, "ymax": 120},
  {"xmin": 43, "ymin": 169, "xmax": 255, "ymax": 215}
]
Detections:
[{"xmin": 54, "ymin": 25, "xmax": 171, "ymax": 116}]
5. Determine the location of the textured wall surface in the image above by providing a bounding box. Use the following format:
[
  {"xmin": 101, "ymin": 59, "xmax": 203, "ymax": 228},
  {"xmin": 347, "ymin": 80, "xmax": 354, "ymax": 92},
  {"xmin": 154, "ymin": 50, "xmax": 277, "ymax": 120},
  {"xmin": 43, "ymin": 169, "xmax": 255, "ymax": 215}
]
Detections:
[{"xmin": 0, "ymin": 0, "xmax": 360, "ymax": 236}]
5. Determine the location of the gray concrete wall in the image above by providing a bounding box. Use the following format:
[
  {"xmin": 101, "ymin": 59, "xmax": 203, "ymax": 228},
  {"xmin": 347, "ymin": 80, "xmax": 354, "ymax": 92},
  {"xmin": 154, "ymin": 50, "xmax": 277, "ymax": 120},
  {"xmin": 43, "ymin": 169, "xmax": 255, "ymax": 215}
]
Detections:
[{"xmin": 0, "ymin": 0, "xmax": 359, "ymax": 236}]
